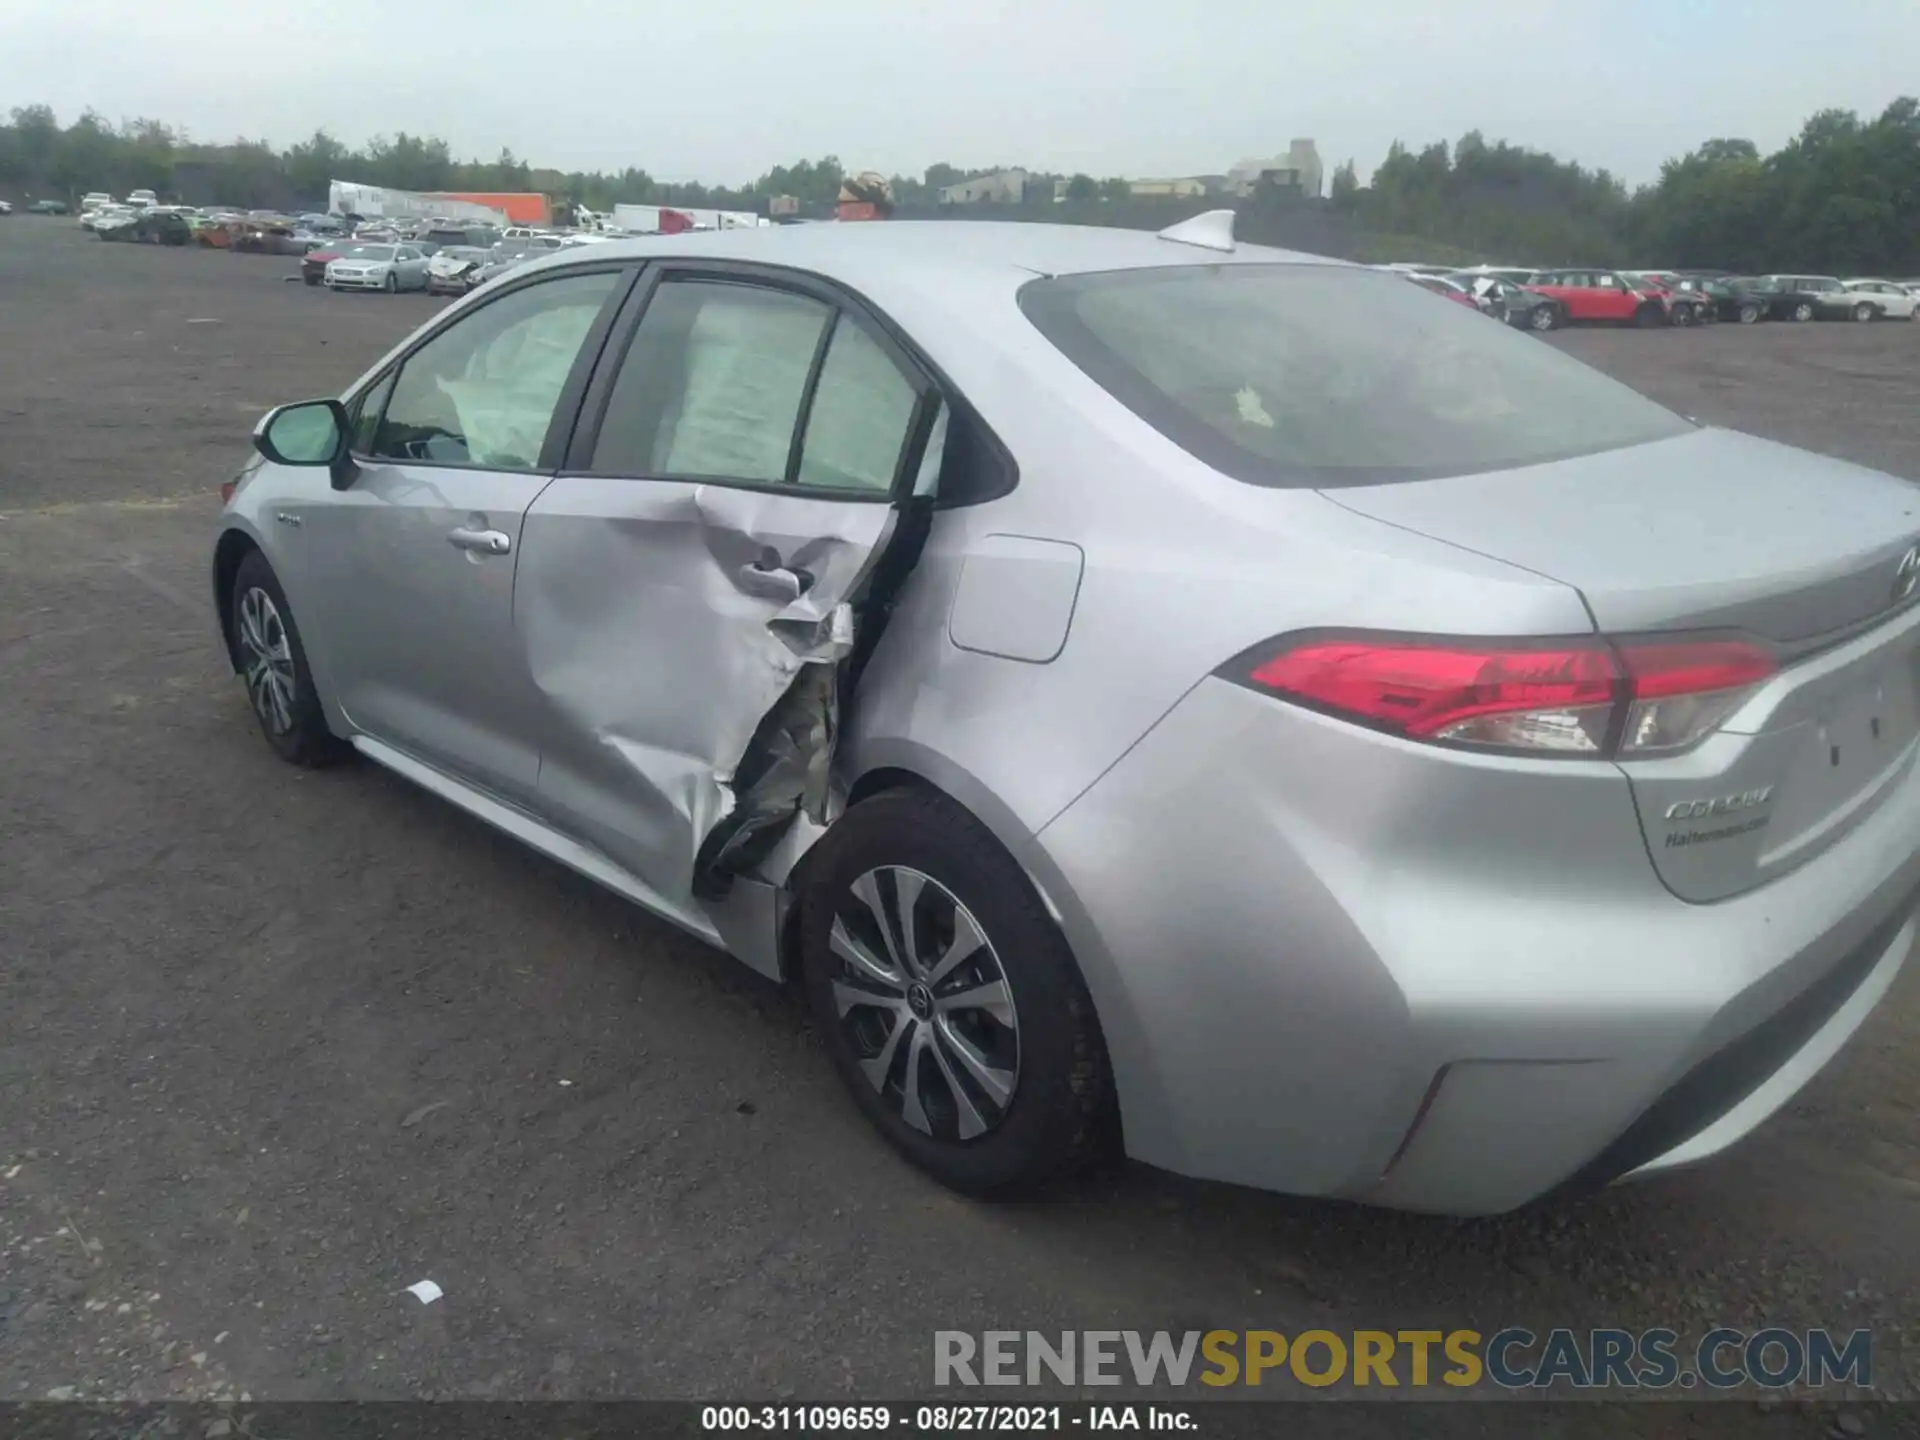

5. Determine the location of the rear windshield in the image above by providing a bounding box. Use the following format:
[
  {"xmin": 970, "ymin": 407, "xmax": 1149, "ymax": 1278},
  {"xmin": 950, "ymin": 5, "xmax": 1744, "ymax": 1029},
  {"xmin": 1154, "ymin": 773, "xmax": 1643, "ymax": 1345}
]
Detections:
[{"xmin": 1018, "ymin": 264, "xmax": 1692, "ymax": 487}]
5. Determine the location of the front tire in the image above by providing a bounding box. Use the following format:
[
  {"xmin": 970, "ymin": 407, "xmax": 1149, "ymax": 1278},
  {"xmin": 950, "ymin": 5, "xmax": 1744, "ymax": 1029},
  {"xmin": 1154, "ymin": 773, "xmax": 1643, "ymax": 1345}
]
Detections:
[
  {"xmin": 1529, "ymin": 304, "xmax": 1559, "ymax": 332},
  {"xmin": 800, "ymin": 788, "xmax": 1110, "ymax": 1197},
  {"xmin": 1792, "ymin": 301, "xmax": 1816, "ymax": 322},
  {"xmin": 383, "ymin": 271, "xmax": 398, "ymax": 294},
  {"xmin": 230, "ymin": 551, "xmax": 346, "ymax": 767},
  {"xmin": 1738, "ymin": 302, "xmax": 1761, "ymax": 324}
]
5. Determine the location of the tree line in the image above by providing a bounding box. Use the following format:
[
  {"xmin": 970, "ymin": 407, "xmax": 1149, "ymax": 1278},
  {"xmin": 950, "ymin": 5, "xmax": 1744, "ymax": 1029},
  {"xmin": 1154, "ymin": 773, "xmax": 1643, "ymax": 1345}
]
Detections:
[
  {"xmin": 4, "ymin": 97, "xmax": 1918, "ymax": 274},
  {"xmin": 1329, "ymin": 98, "xmax": 1920, "ymax": 274}
]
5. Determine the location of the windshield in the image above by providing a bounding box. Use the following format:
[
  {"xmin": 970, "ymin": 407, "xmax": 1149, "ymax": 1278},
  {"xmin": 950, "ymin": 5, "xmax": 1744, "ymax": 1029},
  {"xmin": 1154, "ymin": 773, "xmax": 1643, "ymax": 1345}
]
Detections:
[
  {"xmin": 340, "ymin": 244, "xmax": 396, "ymax": 261},
  {"xmin": 1018, "ymin": 264, "xmax": 1693, "ymax": 488}
]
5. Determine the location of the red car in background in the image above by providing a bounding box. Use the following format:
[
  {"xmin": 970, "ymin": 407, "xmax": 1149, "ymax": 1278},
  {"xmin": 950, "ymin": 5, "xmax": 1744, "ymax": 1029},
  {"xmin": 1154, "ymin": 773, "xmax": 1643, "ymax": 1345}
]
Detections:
[
  {"xmin": 301, "ymin": 243, "xmax": 348, "ymax": 286},
  {"xmin": 1522, "ymin": 269, "xmax": 1697, "ymax": 327}
]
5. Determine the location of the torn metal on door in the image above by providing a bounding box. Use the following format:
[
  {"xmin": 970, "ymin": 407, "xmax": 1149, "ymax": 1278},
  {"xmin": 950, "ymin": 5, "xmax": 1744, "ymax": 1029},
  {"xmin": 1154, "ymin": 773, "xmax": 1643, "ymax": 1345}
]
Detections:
[{"xmin": 517, "ymin": 477, "xmax": 896, "ymax": 919}]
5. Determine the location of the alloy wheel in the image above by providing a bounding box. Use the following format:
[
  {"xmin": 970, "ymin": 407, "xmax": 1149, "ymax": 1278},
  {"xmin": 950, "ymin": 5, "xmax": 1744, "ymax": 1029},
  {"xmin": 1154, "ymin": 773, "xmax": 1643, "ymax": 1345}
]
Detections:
[
  {"xmin": 237, "ymin": 587, "xmax": 297, "ymax": 735},
  {"xmin": 1529, "ymin": 305, "xmax": 1556, "ymax": 331},
  {"xmin": 827, "ymin": 866, "xmax": 1020, "ymax": 1142}
]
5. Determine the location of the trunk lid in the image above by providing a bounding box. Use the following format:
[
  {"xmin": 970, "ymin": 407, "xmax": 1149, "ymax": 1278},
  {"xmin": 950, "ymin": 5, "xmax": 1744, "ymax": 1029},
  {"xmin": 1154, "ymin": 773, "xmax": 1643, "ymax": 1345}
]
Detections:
[
  {"xmin": 1324, "ymin": 426, "xmax": 1920, "ymax": 901},
  {"xmin": 1321, "ymin": 427, "xmax": 1920, "ymax": 643}
]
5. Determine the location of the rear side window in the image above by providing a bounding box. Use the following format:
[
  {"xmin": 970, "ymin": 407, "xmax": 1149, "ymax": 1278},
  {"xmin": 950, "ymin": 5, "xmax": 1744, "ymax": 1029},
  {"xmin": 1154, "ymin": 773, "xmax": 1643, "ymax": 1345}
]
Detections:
[
  {"xmin": 588, "ymin": 277, "xmax": 925, "ymax": 495},
  {"xmin": 1019, "ymin": 264, "xmax": 1692, "ymax": 488}
]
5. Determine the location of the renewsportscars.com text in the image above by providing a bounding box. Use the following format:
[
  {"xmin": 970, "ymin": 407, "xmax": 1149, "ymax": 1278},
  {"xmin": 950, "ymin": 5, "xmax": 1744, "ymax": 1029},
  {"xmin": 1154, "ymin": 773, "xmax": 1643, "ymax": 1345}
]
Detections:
[{"xmin": 934, "ymin": 1328, "xmax": 1872, "ymax": 1391}]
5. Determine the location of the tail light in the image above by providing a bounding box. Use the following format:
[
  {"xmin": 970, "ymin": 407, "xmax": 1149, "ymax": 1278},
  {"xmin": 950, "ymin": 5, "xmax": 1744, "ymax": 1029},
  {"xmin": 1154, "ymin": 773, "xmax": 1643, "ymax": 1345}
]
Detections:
[
  {"xmin": 1228, "ymin": 632, "xmax": 1776, "ymax": 759},
  {"xmin": 219, "ymin": 480, "xmax": 237, "ymax": 504}
]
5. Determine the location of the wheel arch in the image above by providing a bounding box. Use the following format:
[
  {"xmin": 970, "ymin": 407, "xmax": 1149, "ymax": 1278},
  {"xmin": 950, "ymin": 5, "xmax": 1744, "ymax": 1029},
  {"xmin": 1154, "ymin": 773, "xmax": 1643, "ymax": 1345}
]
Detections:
[
  {"xmin": 211, "ymin": 527, "xmax": 262, "ymax": 672},
  {"xmin": 796, "ymin": 746, "xmax": 1146, "ymax": 1152}
]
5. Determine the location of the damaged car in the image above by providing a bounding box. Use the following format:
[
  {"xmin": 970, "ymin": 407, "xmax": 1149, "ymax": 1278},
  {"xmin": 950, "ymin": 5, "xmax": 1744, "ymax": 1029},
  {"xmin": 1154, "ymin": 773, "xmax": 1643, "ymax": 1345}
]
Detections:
[
  {"xmin": 211, "ymin": 217, "xmax": 1920, "ymax": 1213},
  {"xmin": 426, "ymin": 245, "xmax": 492, "ymax": 295}
]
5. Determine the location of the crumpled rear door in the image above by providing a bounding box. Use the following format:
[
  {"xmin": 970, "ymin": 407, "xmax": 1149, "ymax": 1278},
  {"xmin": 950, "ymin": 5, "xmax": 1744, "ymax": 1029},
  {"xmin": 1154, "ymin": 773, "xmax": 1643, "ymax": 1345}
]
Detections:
[{"xmin": 517, "ymin": 477, "xmax": 898, "ymax": 915}]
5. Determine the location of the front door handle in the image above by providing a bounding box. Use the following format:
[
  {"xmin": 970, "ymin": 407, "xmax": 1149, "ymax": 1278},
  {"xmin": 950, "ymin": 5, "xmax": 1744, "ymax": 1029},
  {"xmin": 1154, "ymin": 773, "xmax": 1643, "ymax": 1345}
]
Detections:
[{"xmin": 448, "ymin": 526, "xmax": 511, "ymax": 555}]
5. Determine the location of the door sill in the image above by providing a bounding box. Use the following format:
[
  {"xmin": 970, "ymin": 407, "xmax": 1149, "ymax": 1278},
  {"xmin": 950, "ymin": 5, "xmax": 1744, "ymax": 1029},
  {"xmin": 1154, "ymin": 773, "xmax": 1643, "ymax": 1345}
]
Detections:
[{"xmin": 350, "ymin": 735, "xmax": 725, "ymax": 950}]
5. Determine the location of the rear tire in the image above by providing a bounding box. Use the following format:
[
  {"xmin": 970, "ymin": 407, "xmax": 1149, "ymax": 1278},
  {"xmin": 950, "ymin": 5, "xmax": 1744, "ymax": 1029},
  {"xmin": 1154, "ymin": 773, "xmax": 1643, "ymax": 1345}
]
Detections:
[
  {"xmin": 1529, "ymin": 304, "xmax": 1559, "ymax": 332},
  {"xmin": 1792, "ymin": 301, "xmax": 1816, "ymax": 322},
  {"xmin": 799, "ymin": 788, "xmax": 1111, "ymax": 1197},
  {"xmin": 1670, "ymin": 304, "xmax": 1694, "ymax": 328},
  {"xmin": 1634, "ymin": 303, "xmax": 1664, "ymax": 328},
  {"xmin": 1738, "ymin": 302, "xmax": 1761, "ymax": 324},
  {"xmin": 304, "ymin": 272, "xmax": 320, "ymax": 286},
  {"xmin": 1853, "ymin": 302, "xmax": 1876, "ymax": 323},
  {"xmin": 229, "ymin": 551, "xmax": 347, "ymax": 768}
]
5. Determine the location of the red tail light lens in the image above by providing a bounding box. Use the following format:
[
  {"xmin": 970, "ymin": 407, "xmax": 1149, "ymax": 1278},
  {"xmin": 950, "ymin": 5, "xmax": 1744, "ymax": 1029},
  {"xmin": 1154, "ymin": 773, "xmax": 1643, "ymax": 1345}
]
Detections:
[
  {"xmin": 1233, "ymin": 633, "xmax": 1776, "ymax": 758},
  {"xmin": 1615, "ymin": 638, "xmax": 1776, "ymax": 755},
  {"xmin": 219, "ymin": 480, "xmax": 237, "ymax": 504}
]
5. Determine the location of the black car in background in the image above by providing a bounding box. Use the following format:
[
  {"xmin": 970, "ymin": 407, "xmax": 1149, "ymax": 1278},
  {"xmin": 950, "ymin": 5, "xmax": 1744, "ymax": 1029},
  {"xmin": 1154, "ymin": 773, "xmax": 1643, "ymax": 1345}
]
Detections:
[{"xmin": 1671, "ymin": 273, "xmax": 1772, "ymax": 324}]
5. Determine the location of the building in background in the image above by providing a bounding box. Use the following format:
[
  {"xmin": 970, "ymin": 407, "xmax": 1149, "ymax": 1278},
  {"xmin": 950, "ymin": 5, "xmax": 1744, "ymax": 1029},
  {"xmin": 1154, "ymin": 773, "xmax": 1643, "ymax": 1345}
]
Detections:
[
  {"xmin": 938, "ymin": 168, "xmax": 1028, "ymax": 205},
  {"xmin": 1227, "ymin": 140, "xmax": 1324, "ymax": 199},
  {"xmin": 1127, "ymin": 176, "xmax": 1210, "ymax": 199}
]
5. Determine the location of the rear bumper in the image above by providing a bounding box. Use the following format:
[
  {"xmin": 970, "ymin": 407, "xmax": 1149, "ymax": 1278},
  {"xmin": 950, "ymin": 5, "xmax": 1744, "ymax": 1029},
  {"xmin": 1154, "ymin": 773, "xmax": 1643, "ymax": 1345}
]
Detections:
[{"xmin": 1034, "ymin": 678, "xmax": 1919, "ymax": 1214}]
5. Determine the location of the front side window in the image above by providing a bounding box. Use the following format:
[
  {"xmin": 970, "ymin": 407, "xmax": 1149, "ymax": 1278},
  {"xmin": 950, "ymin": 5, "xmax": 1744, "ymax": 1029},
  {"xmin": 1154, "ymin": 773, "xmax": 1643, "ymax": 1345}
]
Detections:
[
  {"xmin": 1019, "ymin": 263, "xmax": 1693, "ymax": 488},
  {"xmin": 368, "ymin": 269, "xmax": 620, "ymax": 471}
]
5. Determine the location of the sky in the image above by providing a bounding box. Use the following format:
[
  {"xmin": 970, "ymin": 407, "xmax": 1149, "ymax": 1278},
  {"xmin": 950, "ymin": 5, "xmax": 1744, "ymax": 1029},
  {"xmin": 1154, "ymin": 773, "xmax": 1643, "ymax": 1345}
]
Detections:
[{"xmin": 3, "ymin": 0, "xmax": 1917, "ymax": 188}]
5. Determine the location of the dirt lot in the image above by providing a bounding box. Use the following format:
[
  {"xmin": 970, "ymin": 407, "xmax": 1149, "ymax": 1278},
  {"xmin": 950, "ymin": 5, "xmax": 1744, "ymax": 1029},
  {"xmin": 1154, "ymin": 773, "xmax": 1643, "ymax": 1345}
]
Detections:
[{"xmin": 2, "ymin": 219, "xmax": 1917, "ymax": 1430}]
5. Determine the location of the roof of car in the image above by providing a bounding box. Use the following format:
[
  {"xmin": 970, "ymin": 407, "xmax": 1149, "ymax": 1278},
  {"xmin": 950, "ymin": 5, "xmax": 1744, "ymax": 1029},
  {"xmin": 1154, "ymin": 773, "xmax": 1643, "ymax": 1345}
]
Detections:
[{"xmin": 539, "ymin": 220, "xmax": 1340, "ymax": 285}]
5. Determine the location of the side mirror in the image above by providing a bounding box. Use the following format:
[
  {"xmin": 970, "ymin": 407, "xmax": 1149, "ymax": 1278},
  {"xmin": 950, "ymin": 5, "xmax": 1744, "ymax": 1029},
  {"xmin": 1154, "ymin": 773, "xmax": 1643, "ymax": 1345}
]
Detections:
[{"xmin": 252, "ymin": 399, "xmax": 358, "ymax": 489}]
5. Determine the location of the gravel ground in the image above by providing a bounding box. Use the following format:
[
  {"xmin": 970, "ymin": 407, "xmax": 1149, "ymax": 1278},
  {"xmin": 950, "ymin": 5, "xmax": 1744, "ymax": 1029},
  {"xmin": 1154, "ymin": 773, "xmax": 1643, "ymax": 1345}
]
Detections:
[{"xmin": 1, "ymin": 219, "xmax": 1916, "ymax": 1434}]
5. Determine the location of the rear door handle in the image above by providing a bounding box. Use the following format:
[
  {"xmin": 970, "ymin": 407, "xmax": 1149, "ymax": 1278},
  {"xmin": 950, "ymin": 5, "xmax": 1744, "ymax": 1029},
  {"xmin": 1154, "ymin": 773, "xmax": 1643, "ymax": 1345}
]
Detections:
[
  {"xmin": 448, "ymin": 526, "xmax": 511, "ymax": 555},
  {"xmin": 738, "ymin": 557, "xmax": 814, "ymax": 601}
]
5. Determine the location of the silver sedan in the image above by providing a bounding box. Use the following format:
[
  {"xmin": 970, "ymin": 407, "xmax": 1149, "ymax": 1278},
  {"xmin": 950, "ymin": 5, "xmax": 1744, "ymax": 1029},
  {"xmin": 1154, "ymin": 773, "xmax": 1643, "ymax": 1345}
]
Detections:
[
  {"xmin": 211, "ymin": 217, "xmax": 1920, "ymax": 1213},
  {"xmin": 325, "ymin": 242, "xmax": 430, "ymax": 293}
]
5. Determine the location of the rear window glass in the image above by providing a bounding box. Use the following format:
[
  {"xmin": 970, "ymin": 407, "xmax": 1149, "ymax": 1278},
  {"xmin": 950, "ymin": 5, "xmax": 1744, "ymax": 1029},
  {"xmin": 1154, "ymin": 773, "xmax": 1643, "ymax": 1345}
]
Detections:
[{"xmin": 1018, "ymin": 264, "xmax": 1692, "ymax": 487}]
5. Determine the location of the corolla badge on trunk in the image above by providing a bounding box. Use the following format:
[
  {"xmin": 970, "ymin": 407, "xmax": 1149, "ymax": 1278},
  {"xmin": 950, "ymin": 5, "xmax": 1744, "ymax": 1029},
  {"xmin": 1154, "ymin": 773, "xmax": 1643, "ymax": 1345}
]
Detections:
[
  {"xmin": 1893, "ymin": 545, "xmax": 1920, "ymax": 604},
  {"xmin": 1664, "ymin": 786, "xmax": 1775, "ymax": 823}
]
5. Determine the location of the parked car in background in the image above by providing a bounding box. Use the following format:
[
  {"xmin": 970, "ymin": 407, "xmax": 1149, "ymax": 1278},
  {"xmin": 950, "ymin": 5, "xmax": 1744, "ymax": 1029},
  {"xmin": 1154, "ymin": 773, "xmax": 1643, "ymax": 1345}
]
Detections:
[
  {"xmin": 421, "ymin": 226, "xmax": 501, "ymax": 254},
  {"xmin": 213, "ymin": 220, "xmax": 1920, "ymax": 1214},
  {"xmin": 79, "ymin": 192, "xmax": 115, "ymax": 213},
  {"xmin": 1620, "ymin": 272, "xmax": 1713, "ymax": 326},
  {"xmin": 27, "ymin": 199, "xmax": 69, "ymax": 215},
  {"xmin": 426, "ymin": 246, "xmax": 493, "ymax": 295},
  {"xmin": 126, "ymin": 188, "xmax": 159, "ymax": 209},
  {"xmin": 1842, "ymin": 279, "xmax": 1919, "ymax": 320},
  {"xmin": 1523, "ymin": 270, "xmax": 1673, "ymax": 327},
  {"xmin": 1668, "ymin": 274, "xmax": 1769, "ymax": 324},
  {"xmin": 1454, "ymin": 275, "xmax": 1564, "ymax": 331},
  {"xmin": 301, "ymin": 243, "xmax": 351, "ymax": 286},
  {"xmin": 325, "ymin": 242, "xmax": 430, "ymax": 293},
  {"xmin": 471, "ymin": 246, "xmax": 542, "ymax": 286},
  {"xmin": 1758, "ymin": 276, "xmax": 1861, "ymax": 322}
]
